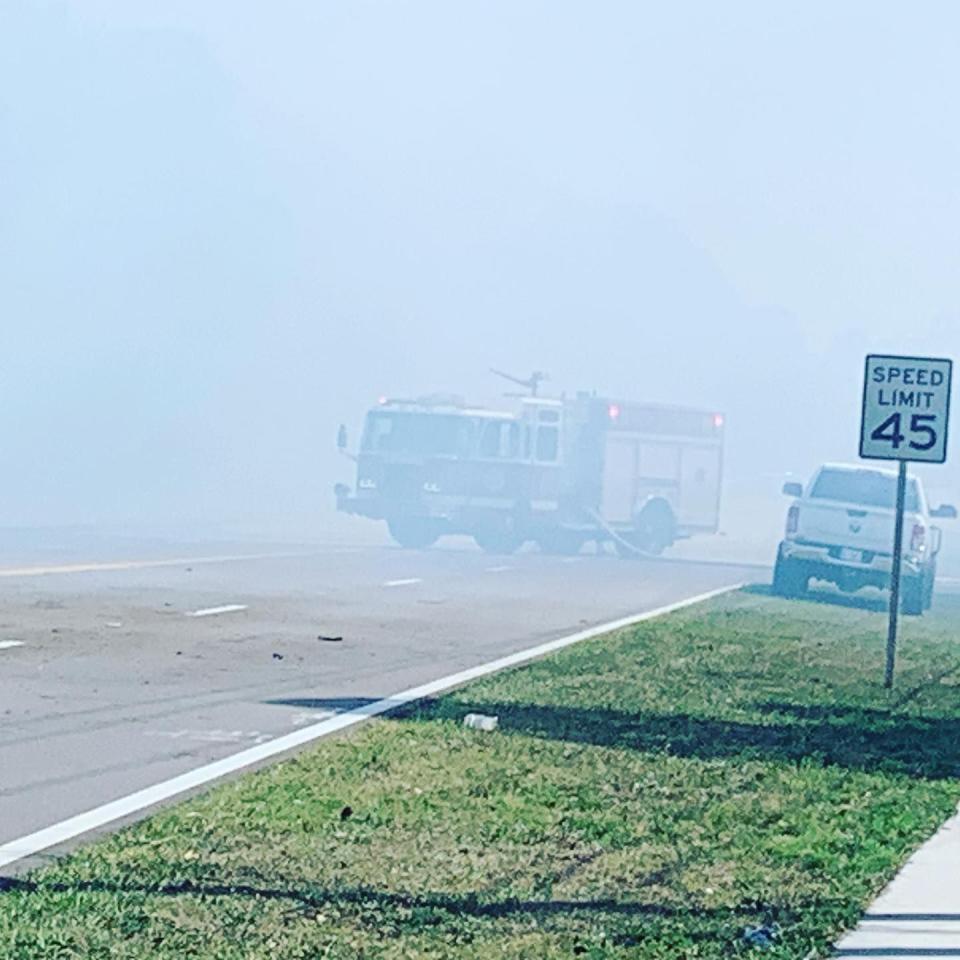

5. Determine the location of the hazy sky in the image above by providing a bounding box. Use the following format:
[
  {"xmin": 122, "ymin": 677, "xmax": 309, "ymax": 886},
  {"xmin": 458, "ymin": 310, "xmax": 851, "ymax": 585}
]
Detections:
[{"xmin": 3, "ymin": 1, "xmax": 959, "ymax": 530}]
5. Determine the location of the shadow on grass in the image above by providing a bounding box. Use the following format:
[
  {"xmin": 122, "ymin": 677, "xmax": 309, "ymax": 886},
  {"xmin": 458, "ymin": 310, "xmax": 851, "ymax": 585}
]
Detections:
[
  {"xmin": 0, "ymin": 874, "xmax": 846, "ymax": 945},
  {"xmin": 399, "ymin": 697, "xmax": 960, "ymax": 780}
]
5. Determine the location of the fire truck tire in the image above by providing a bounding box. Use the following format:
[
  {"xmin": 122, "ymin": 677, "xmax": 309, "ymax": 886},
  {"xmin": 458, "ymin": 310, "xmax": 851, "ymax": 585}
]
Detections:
[
  {"xmin": 473, "ymin": 518, "xmax": 524, "ymax": 555},
  {"xmin": 537, "ymin": 529, "xmax": 584, "ymax": 556},
  {"xmin": 626, "ymin": 501, "xmax": 675, "ymax": 556},
  {"xmin": 387, "ymin": 518, "xmax": 440, "ymax": 549}
]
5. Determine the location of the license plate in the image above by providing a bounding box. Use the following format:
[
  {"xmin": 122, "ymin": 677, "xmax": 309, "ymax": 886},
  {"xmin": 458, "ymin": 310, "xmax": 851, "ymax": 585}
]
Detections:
[{"xmin": 839, "ymin": 547, "xmax": 862, "ymax": 562}]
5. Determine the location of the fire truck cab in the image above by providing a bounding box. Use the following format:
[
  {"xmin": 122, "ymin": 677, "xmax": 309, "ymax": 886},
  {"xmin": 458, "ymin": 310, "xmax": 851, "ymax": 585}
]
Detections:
[{"xmin": 335, "ymin": 392, "xmax": 723, "ymax": 555}]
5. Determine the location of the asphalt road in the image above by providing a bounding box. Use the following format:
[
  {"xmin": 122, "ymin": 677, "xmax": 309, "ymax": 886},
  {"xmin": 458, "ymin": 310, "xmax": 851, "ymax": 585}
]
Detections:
[{"xmin": 0, "ymin": 539, "xmax": 755, "ymax": 867}]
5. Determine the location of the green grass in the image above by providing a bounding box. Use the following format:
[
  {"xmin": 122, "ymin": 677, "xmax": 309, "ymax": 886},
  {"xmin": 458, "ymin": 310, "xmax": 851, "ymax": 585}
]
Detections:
[{"xmin": 4, "ymin": 589, "xmax": 960, "ymax": 958}]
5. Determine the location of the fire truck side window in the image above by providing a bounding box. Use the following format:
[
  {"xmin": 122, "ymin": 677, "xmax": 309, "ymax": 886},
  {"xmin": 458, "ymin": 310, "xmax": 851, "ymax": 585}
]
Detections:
[
  {"xmin": 480, "ymin": 421, "xmax": 520, "ymax": 459},
  {"xmin": 536, "ymin": 426, "xmax": 559, "ymax": 462}
]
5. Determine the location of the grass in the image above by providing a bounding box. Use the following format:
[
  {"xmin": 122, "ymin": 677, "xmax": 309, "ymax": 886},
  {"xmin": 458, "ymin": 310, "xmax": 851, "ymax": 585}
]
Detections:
[{"xmin": 3, "ymin": 588, "xmax": 960, "ymax": 958}]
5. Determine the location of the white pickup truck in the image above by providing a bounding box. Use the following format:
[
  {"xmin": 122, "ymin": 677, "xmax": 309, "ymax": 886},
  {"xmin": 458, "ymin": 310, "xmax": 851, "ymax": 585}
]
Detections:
[{"xmin": 773, "ymin": 463, "xmax": 956, "ymax": 615}]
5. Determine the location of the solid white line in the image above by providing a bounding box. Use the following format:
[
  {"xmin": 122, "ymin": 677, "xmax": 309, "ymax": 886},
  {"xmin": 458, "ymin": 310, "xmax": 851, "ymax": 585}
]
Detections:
[
  {"xmin": 0, "ymin": 582, "xmax": 743, "ymax": 870},
  {"xmin": 0, "ymin": 641, "xmax": 25, "ymax": 651},
  {"xmin": 383, "ymin": 578, "xmax": 422, "ymax": 587},
  {"xmin": 0, "ymin": 552, "xmax": 310, "ymax": 580},
  {"xmin": 187, "ymin": 604, "xmax": 248, "ymax": 618}
]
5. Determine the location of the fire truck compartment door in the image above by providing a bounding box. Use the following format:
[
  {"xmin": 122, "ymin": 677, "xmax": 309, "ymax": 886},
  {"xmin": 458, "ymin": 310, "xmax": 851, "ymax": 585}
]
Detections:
[
  {"xmin": 601, "ymin": 436, "xmax": 638, "ymax": 523},
  {"xmin": 678, "ymin": 445, "xmax": 721, "ymax": 528}
]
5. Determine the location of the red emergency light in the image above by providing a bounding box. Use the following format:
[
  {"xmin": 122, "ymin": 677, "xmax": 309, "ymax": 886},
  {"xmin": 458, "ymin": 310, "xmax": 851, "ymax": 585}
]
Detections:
[
  {"xmin": 713, "ymin": 414, "xmax": 724, "ymax": 429},
  {"xmin": 608, "ymin": 404, "xmax": 621, "ymax": 420}
]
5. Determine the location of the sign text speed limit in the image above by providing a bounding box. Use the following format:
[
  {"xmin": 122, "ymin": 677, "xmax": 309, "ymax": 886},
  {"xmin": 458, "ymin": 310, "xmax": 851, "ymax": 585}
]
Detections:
[{"xmin": 860, "ymin": 355, "xmax": 952, "ymax": 463}]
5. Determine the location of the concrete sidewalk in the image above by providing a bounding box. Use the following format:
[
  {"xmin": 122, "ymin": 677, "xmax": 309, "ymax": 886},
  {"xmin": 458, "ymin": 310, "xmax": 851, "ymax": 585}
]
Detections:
[{"xmin": 835, "ymin": 805, "xmax": 960, "ymax": 958}]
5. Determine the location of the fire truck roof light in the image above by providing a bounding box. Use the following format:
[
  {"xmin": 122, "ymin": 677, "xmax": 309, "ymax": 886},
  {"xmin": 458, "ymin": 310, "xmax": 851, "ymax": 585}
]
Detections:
[
  {"xmin": 713, "ymin": 414, "xmax": 725, "ymax": 429},
  {"xmin": 378, "ymin": 396, "xmax": 388, "ymax": 405},
  {"xmin": 608, "ymin": 404, "xmax": 621, "ymax": 420}
]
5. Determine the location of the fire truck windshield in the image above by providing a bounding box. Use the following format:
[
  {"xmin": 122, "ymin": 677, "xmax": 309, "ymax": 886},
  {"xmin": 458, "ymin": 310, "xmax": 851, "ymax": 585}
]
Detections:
[{"xmin": 361, "ymin": 412, "xmax": 473, "ymax": 457}]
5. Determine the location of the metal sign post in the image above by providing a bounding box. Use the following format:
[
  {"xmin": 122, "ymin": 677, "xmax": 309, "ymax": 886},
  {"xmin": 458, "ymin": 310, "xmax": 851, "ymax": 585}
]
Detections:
[
  {"xmin": 884, "ymin": 462, "xmax": 908, "ymax": 688},
  {"xmin": 860, "ymin": 354, "xmax": 952, "ymax": 688}
]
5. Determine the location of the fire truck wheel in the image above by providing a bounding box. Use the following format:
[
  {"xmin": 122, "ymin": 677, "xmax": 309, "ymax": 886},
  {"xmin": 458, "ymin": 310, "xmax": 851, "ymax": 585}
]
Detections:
[
  {"xmin": 537, "ymin": 530, "xmax": 585, "ymax": 556},
  {"xmin": 473, "ymin": 519, "xmax": 524, "ymax": 555},
  {"xmin": 628, "ymin": 502, "xmax": 675, "ymax": 556},
  {"xmin": 387, "ymin": 518, "xmax": 440, "ymax": 549}
]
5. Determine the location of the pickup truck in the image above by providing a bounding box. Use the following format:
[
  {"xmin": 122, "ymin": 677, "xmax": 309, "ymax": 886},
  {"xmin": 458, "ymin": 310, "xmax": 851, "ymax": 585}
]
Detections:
[{"xmin": 773, "ymin": 463, "xmax": 956, "ymax": 615}]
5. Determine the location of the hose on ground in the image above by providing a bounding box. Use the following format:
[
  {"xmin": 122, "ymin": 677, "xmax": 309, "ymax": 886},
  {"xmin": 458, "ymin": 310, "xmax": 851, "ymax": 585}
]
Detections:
[{"xmin": 584, "ymin": 507, "xmax": 661, "ymax": 559}]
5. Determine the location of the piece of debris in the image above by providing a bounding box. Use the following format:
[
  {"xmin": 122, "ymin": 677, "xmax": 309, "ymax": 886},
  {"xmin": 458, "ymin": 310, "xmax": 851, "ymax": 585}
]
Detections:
[
  {"xmin": 339, "ymin": 805, "xmax": 353, "ymax": 821},
  {"xmin": 105, "ymin": 621, "xmax": 123, "ymax": 629},
  {"xmin": 743, "ymin": 924, "xmax": 781, "ymax": 949},
  {"xmin": 463, "ymin": 713, "xmax": 499, "ymax": 732},
  {"xmin": 272, "ymin": 652, "xmax": 284, "ymax": 660},
  {"xmin": 317, "ymin": 635, "xmax": 343, "ymax": 643}
]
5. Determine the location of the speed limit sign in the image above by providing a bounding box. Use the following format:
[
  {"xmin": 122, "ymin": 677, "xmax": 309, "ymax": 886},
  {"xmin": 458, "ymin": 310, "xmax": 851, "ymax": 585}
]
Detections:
[{"xmin": 860, "ymin": 354, "xmax": 952, "ymax": 463}]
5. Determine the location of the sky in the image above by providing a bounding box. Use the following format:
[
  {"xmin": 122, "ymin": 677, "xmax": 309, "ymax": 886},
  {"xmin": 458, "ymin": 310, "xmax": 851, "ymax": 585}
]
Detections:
[{"xmin": 2, "ymin": 1, "xmax": 959, "ymax": 536}]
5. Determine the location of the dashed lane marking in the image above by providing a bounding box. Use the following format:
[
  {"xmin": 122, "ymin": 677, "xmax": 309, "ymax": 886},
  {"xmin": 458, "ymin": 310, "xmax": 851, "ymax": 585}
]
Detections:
[
  {"xmin": 187, "ymin": 604, "xmax": 249, "ymax": 618},
  {"xmin": 383, "ymin": 578, "xmax": 423, "ymax": 587},
  {"xmin": 0, "ymin": 641, "xmax": 25, "ymax": 651}
]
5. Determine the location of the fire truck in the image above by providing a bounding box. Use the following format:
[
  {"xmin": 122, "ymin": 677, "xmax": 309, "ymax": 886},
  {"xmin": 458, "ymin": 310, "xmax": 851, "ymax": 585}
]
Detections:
[{"xmin": 334, "ymin": 389, "xmax": 724, "ymax": 555}]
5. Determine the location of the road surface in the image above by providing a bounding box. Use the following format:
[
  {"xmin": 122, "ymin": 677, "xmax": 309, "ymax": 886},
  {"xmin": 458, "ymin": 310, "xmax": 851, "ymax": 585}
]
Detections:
[{"xmin": 0, "ymin": 539, "xmax": 755, "ymax": 871}]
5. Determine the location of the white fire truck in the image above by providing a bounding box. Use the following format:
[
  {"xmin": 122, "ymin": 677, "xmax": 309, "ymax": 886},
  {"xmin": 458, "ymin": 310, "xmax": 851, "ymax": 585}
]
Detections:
[{"xmin": 335, "ymin": 390, "xmax": 724, "ymax": 555}]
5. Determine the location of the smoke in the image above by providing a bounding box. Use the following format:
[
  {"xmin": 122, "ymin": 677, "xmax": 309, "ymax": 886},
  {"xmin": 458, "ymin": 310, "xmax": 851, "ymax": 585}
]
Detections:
[{"xmin": 2, "ymin": 1, "xmax": 958, "ymax": 555}]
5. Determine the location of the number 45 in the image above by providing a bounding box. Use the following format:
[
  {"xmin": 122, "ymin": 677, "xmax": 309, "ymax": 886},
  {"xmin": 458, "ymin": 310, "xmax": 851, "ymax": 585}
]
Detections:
[{"xmin": 871, "ymin": 412, "xmax": 938, "ymax": 451}]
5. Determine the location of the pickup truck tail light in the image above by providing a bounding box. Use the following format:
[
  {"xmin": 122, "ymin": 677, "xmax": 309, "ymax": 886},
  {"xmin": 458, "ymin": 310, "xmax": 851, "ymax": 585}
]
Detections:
[
  {"xmin": 910, "ymin": 523, "xmax": 926, "ymax": 554},
  {"xmin": 786, "ymin": 505, "xmax": 800, "ymax": 538}
]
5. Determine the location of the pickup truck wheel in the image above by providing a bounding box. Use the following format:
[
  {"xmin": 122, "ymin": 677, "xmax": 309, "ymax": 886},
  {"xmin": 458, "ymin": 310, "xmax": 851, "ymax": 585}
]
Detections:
[
  {"xmin": 772, "ymin": 550, "xmax": 809, "ymax": 598},
  {"xmin": 902, "ymin": 576, "xmax": 925, "ymax": 616},
  {"xmin": 923, "ymin": 562, "xmax": 937, "ymax": 611},
  {"xmin": 387, "ymin": 518, "xmax": 439, "ymax": 550}
]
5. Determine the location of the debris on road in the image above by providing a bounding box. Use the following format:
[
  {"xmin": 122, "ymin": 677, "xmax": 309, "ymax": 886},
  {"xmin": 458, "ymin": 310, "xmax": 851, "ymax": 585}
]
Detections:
[
  {"xmin": 463, "ymin": 713, "xmax": 499, "ymax": 732},
  {"xmin": 317, "ymin": 634, "xmax": 343, "ymax": 642},
  {"xmin": 742, "ymin": 924, "xmax": 781, "ymax": 949},
  {"xmin": 272, "ymin": 652, "xmax": 284, "ymax": 660}
]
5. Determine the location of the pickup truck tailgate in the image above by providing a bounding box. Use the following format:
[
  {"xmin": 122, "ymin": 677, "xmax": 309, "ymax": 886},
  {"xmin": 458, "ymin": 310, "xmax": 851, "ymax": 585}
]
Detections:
[{"xmin": 797, "ymin": 501, "xmax": 897, "ymax": 554}]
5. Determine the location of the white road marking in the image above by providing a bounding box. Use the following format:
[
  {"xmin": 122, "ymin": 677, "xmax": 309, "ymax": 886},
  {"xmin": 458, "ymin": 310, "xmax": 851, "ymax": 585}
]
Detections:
[
  {"xmin": 0, "ymin": 582, "xmax": 743, "ymax": 870},
  {"xmin": 0, "ymin": 552, "xmax": 311, "ymax": 580},
  {"xmin": 485, "ymin": 565, "xmax": 513, "ymax": 573},
  {"xmin": 187, "ymin": 604, "xmax": 248, "ymax": 618},
  {"xmin": 0, "ymin": 641, "xmax": 25, "ymax": 651},
  {"xmin": 383, "ymin": 578, "xmax": 423, "ymax": 587}
]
